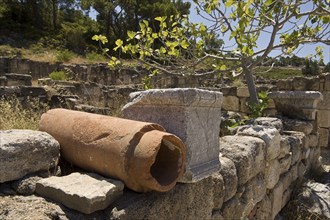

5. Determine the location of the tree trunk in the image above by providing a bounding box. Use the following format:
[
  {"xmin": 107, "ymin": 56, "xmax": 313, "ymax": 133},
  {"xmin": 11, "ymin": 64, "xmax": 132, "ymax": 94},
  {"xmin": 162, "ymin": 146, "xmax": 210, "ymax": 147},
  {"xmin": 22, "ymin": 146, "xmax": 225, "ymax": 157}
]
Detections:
[
  {"xmin": 244, "ymin": 68, "xmax": 258, "ymax": 104},
  {"xmin": 52, "ymin": 0, "xmax": 57, "ymax": 31}
]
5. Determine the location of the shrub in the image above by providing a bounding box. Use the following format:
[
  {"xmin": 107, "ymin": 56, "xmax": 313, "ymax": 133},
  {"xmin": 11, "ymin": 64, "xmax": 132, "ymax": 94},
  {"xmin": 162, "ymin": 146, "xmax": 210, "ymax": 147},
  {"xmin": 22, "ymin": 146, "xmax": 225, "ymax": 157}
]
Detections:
[
  {"xmin": 49, "ymin": 71, "xmax": 69, "ymax": 81},
  {"xmin": 86, "ymin": 52, "xmax": 106, "ymax": 63},
  {"xmin": 56, "ymin": 50, "xmax": 75, "ymax": 62},
  {"xmin": 302, "ymin": 59, "xmax": 320, "ymax": 75},
  {"xmin": 0, "ymin": 97, "xmax": 48, "ymax": 130}
]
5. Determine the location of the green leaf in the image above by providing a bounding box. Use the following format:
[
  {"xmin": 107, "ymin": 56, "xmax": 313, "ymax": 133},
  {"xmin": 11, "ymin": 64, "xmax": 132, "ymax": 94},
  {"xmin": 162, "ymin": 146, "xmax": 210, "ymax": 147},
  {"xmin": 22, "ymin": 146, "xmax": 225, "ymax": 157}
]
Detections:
[
  {"xmin": 180, "ymin": 40, "xmax": 189, "ymax": 49},
  {"xmin": 115, "ymin": 39, "xmax": 123, "ymax": 47},
  {"xmin": 127, "ymin": 31, "xmax": 135, "ymax": 40}
]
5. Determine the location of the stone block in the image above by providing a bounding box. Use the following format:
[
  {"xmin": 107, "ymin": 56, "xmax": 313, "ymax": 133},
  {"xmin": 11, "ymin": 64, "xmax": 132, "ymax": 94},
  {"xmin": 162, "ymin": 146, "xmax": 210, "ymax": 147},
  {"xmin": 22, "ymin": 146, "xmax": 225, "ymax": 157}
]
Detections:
[
  {"xmin": 254, "ymin": 117, "xmax": 283, "ymax": 132},
  {"xmin": 308, "ymin": 133, "xmax": 319, "ymax": 147},
  {"xmin": 236, "ymin": 125, "xmax": 281, "ymax": 161},
  {"xmin": 4, "ymin": 73, "xmax": 32, "ymax": 86},
  {"xmin": 290, "ymin": 163, "xmax": 299, "ymax": 182},
  {"xmin": 279, "ymin": 136, "xmax": 291, "ymax": 158},
  {"xmin": 319, "ymin": 128, "xmax": 329, "ymax": 147},
  {"xmin": 271, "ymin": 181, "xmax": 283, "ymax": 219},
  {"xmin": 267, "ymin": 99, "xmax": 276, "ymax": 109},
  {"xmin": 219, "ymin": 156, "xmax": 238, "ymax": 202},
  {"xmin": 282, "ymin": 118, "xmax": 313, "ymax": 135},
  {"xmin": 325, "ymin": 73, "xmax": 330, "ymax": 91},
  {"xmin": 36, "ymin": 172, "xmax": 124, "ymax": 214},
  {"xmin": 280, "ymin": 171, "xmax": 292, "ymax": 190},
  {"xmin": 221, "ymin": 193, "xmax": 245, "ymax": 220},
  {"xmin": 251, "ymin": 194, "xmax": 272, "ymax": 220},
  {"xmin": 317, "ymin": 110, "xmax": 330, "ymax": 128},
  {"xmin": 237, "ymin": 87, "xmax": 250, "ymax": 98},
  {"xmin": 222, "ymin": 95, "xmax": 239, "ymax": 111},
  {"xmin": 239, "ymin": 97, "xmax": 250, "ymax": 113},
  {"xmin": 282, "ymin": 188, "xmax": 293, "ymax": 209},
  {"xmin": 0, "ymin": 130, "xmax": 60, "ymax": 183},
  {"xmin": 220, "ymin": 136, "xmax": 265, "ymax": 185},
  {"xmin": 241, "ymin": 173, "xmax": 267, "ymax": 210},
  {"xmin": 285, "ymin": 134, "xmax": 302, "ymax": 165},
  {"xmin": 318, "ymin": 91, "xmax": 330, "ymax": 110},
  {"xmin": 122, "ymin": 88, "xmax": 223, "ymax": 182},
  {"xmin": 269, "ymin": 91, "xmax": 323, "ymax": 121},
  {"xmin": 277, "ymin": 79, "xmax": 293, "ymax": 90},
  {"xmin": 265, "ymin": 159, "xmax": 281, "ymax": 189},
  {"xmin": 221, "ymin": 86, "xmax": 237, "ymax": 96},
  {"xmin": 279, "ymin": 154, "xmax": 292, "ymax": 174},
  {"xmin": 298, "ymin": 161, "xmax": 307, "ymax": 178}
]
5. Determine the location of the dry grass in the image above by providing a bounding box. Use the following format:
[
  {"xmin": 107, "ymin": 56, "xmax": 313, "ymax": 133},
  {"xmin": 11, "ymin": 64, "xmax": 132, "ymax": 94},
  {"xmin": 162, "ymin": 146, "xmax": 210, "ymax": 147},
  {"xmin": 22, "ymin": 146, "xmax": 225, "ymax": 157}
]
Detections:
[{"xmin": 0, "ymin": 96, "xmax": 49, "ymax": 130}]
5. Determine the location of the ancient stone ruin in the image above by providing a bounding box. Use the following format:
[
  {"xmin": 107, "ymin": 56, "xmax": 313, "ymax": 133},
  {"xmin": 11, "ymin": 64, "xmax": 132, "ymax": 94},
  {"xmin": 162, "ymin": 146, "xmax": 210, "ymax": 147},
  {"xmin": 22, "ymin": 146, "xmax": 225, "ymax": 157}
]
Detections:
[{"xmin": 0, "ymin": 58, "xmax": 330, "ymax": 219}]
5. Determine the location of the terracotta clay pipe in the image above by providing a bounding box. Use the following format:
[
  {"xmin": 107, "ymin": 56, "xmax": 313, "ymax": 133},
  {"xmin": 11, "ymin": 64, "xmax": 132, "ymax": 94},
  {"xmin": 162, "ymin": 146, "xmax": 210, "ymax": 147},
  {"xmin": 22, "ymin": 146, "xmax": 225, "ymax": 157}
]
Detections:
[{"xmin": 39, "ymin": 108, "xmax": 186, "ymax": 192}]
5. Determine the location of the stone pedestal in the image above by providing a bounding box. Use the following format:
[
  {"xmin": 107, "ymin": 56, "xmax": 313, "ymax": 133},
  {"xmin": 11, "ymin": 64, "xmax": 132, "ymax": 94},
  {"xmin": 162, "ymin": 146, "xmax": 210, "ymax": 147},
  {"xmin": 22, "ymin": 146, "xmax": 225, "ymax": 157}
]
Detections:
[
  {"xmin": 268, "ymin": 91, "xmax": 323, "ymax": 120},
  {"xmin": 122, "ymin": 88, "xmax": 223, "ymax": 182}
]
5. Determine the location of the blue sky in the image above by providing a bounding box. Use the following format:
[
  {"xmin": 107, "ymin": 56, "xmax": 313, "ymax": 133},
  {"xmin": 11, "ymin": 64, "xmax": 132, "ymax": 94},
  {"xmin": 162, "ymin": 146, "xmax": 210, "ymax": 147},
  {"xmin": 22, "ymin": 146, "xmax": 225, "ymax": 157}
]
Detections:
[
  {"xmin": 89, "ymin": 1, "xmax": 329, "ymax": 63},
  {"xmin": 187, "ymin": 1, "xmax": 329, "ymax": 63}
]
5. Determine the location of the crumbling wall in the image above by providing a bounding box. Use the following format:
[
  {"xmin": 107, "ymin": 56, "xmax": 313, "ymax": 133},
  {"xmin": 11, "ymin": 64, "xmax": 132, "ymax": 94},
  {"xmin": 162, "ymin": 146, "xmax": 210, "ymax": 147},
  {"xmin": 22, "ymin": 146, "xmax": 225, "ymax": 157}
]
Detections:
[{"xmin": 105, "ymin": 118, "xmax": 321, "ymax": 220}]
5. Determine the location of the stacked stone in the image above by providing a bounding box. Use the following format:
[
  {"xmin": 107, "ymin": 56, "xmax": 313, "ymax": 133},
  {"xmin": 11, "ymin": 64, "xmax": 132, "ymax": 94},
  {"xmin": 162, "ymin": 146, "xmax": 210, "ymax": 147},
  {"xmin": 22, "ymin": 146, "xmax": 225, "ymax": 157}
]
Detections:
[
  {"xmin": 318, "ymin": 73, "xmax": 330, "ymax": 163},
  {"xmin": 221, "ymin": 86, "xmax": 277, "ymax": 117}
]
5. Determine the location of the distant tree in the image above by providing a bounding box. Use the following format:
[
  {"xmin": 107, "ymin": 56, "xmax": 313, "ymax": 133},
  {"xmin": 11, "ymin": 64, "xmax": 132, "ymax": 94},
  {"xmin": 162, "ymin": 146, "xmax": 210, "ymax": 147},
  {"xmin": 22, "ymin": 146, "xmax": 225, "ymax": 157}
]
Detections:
[
  {"xmin": 324, "ymin": 62, "xmax": 330, "ymax": 73},
  {"xmin": 82, "ymin": 0, "xmax": 190, "ymax": 48},
  {"xmin": 302, "ymin": 58, "xmax": 320, "ymax": 75}
]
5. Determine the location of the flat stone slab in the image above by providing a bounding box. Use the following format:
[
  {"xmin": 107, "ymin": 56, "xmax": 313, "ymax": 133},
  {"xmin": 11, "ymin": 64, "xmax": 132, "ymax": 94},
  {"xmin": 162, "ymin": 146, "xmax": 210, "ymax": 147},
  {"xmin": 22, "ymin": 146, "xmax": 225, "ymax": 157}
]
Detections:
[{"xmin": 36, "ymin": 172, "xmax": 124, "ymax": 214}]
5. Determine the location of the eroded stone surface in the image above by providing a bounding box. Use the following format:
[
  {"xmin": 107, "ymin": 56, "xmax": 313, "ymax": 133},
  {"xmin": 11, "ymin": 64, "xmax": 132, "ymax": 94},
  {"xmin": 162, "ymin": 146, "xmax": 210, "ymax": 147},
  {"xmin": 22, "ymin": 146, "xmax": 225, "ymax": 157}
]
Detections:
[
  {"xmin": 220, "ymin": 135, "xmax": 265, "ymax": 185},
  {"xmin": 122, "ymin": 88, "xmax": 223, "ymax": 182},
  {"xmin": 0, "ymin": 130, "xmax": 60, "ymax": 183},
  {"xmin": 36, "ymin": 172, "xmax": 124, "ymax": 214},
  {"xmin": 254, "ymin": 117, "xmax": 283, "ymax": 132},
  {"xmin": 236, "ymin": 125, "xmax": 280, "ymax": 161},
  {"xmin": 219, "ymin": 156, "xmax": 238, "ymax": 202}
]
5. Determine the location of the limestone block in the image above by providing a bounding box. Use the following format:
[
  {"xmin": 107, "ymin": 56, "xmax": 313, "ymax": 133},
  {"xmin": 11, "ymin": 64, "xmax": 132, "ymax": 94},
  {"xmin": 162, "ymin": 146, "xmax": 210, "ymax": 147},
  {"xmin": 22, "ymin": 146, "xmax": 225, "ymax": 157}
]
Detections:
[
  {"xmin": 286, "ymin": 134, "xmax": 302, "ymax": 165},
  {"xmin": 279, "ymin": 154, "xmax": 292, "ymax": 175},
  {"xmin": 265, "ymin": 159, "xmax": 281, "ymax": 189},
  {"xmin": 277, "ymin": 79, "xmax": 293, "ymax": 91},
  {"xmin": 280, "ymin": 171, "xmax": 292, "ymax": 190},
  {"xmin": 122, "ymin": 88, "xmax": 223, "ymax": 182},
  {"xmin": 302, "ymin": 148, "xmax": 311, "ymax": 160},
  {"xmin": 251, "ymin": 194, "xmax": 272, "ymax": 220},
  {"xmin": 325, "ymin": 73, "xmax": 330, "ymax": 91},
  {"xmin": 239, "ymin": 97, "xmax": 250, "ymax": 113},
  {"xmin": 317, "ymin": 110, "xmax": 330, "ymax": 128},
  {"xmin": 12, "ymin": 176, "xmax": 42, "ymax": 196},
  {"xmin": 0, "ymin": 130, "xmax": 60, "ymax": 183},
  {"xmin": 269, "ymin": 91, "xmax": 323, "ymax": 120},
  {"xmin": 290, "ymin": 163, "xmax": 299, "ymax": 182},
  {"xmin": 254, "ymin": 117, "xmax": 283, "ymax": 132},
  {"xmin": 271, "ymin": 181, "xmax": 283, "ymax": 219},
  {"xmin": 4, "ymin": 73, "xmax": 32, "ymax": 86},
  {"xmin": 219, "ymin": 156, "xmax": 238, "ymax": 202},
  {"xmin": 317, "ymin": 91, "xmax": 330, "ymax": 110},
  {"xmin": 222, "ymin": 95, "xmax": 239, "ymax": 111},
  {"xmin": 267, "ymin": 99, "xmax": 276, "ymax": 109},
  {"xmin": 109, "ymin": 174, "xmax": 222, "ymax": 220},
  {"xmin": 308, "ymin": 133, "xmax": 319, "ymax": 147},
  {"xmin": 319, "ymin": 128, "xmax": 329, "ymax": 147},
  {"xmin": 237, "ymin": 87, "xmax": 250, "ymax": 98},
  {"xmin": 36, "ymin": 172, "xmax": 124, "ymax": 214},
  {"xmin": 292, "ymin": 77, "xmax": 319, "ymax": 91},
  {"xmin": 282, "ymin": 188, "xmax": 293, "ymax": 209},
  {"xmin": 298, "ymin": 161, "xmax": 307, "ymax": 178},
  {"xmin": 236, "ymin": 125, "xmax": 281, "ymax": 161},
  {"xmin": 282, "ymin": 118, "xmax": 313, "ymax": 135},
  {"xmin": 221, "ymin": 193, "xmax": 245, "ymax": 220},
  {"xmin": 221, "ymin": 87, "xmax": 237, "ymax": 96},
  {"xmin": 220, "ymin": 136, "xmax": 266, "ymax": 185},
  {"xmin": 279, "ymin": 136, "xmax": 291, "ymax": 158},
  {"xmin": 241, "ymin": 173, "xmax": 267, "ymax": 211}
]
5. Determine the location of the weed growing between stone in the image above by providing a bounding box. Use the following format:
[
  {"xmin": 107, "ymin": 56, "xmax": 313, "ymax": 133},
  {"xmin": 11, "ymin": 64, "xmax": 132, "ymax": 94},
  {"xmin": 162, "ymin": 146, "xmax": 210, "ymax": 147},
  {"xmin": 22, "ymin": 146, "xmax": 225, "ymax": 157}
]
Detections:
[{"xmin": 0, "ymin": 96, "xmax": 49, "ymax": 130}]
